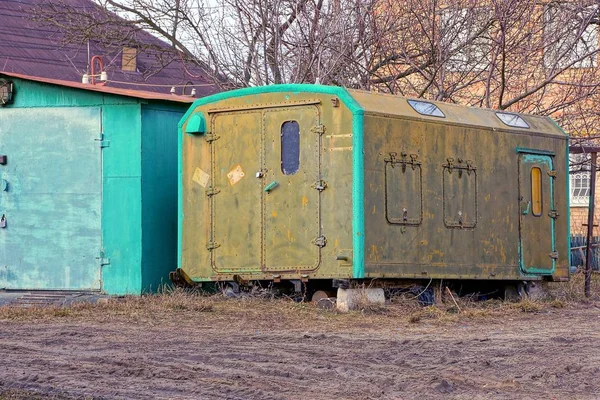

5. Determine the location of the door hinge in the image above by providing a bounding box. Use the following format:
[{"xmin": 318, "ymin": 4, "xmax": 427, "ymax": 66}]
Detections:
[
  {"xmin": 312, "ymin": 235, "xmax": 327, "ymax": 248},
  {"xmin": 549, "ymin": 251, "xmax": 559, "ymax": 260},
  {"xmin": 205, "ymin": 186, "xmax": 221, "ymax": 197},
  {"xmin": 206, "ymin": 241, "xmax": 221, "ymax": 250},
  {"xmin": 205, "ymin": 134, "xmax": 220, "ymax": 143},
  {"xmin": 548, "ymin": 210, "xmax": 559, "ymax": 219},
  {"xmin": 311, "ymin": 180, "xmax": 328, "ymax": 192},
  {"xmin": 311, "ymin": 125, "xmax": 325, "ymax": 135},
  {"xmin": 95, "ymin": 133, "xmax": 110, "ymax": 148},
  {"xmin": 96, "ymin": 251, "xmax": 110, "ymax": 266}
]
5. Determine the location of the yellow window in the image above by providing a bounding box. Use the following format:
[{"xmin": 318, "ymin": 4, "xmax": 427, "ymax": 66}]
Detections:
[{"xmin": 531, "ymin": 167, "xmax": 542, "ymax": 216}]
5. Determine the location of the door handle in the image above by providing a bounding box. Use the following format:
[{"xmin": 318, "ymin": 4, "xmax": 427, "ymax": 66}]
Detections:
[{"xmin": 264, "ymin": 181, "xmax": 279, "ymax": 193}]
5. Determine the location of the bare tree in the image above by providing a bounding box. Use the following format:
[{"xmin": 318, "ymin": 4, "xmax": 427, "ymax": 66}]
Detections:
[{"xmin": 34, "ymin": 0, "xmax": 600, "ymax": 136}]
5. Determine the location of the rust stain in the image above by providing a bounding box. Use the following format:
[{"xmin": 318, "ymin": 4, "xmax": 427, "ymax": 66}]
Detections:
[
  {"xmin": 302, "ymin": 196, "xmax": 309, "ymax": 208},
  {"xmin": 369, "ymin": 244, "xmax": 379, "ymax": 261}
]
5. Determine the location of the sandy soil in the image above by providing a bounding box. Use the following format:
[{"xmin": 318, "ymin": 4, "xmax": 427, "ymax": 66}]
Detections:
[{"xmin": 0, "ymin": 298, "xmax": 600, "ymax": 400}]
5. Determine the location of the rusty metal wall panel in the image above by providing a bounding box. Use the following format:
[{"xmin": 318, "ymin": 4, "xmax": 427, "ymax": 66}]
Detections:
[{"xmin": 363, "ymin": 115, "xmax": 569, "ymax": 280}]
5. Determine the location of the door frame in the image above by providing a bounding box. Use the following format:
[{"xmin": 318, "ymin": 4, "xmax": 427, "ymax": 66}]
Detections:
[{"xmin": 517, "ymin": 148, "xmax": 556, "ymax": 275}]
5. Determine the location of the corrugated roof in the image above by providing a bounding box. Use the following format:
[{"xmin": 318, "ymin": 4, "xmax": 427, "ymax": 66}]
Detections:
[
  {"xmin": 0, "ymin": 71, "xmax": 196, "ymax": 103},
  {"xmin": 0, "ymin": 0, "xmax": 220, "ymax": 97}
]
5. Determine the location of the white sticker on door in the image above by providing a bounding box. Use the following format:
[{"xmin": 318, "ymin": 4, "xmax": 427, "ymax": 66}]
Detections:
[
  {"xmin": 192, "ymin": 168, "xmax": 210, "ymax": 188},
  {"xmin": 227, "ymin": 165, "xmax": 245, "ymax": 186}
]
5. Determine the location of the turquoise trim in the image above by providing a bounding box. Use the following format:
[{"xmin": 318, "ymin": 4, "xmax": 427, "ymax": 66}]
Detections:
[
  {"xmin": 352, "ymin": 111, "xmax": 365, "ymax": 278},
  {"xmin": 177, "ymin": 84, "xmax": 365, "ymax": 278},
  {"xmin": 566, "ymin": 138, "xmax": 571, "ymax": 276},
  {"xmin": 548, "ymin": 117, "xmax": 571, "ymax": 277},
  {"xmin": 519, "ymin": 154, "xmax": 556, "ymax": 275},
  {"xmin": 516, "ymin": 147, "xmax": 555, "ymax": 156}
]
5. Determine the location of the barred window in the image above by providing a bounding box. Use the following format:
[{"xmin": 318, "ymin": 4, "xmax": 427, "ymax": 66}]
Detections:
[{"xmin": 571, "ymin": 172, "xmax": 591, "ymax": 206}]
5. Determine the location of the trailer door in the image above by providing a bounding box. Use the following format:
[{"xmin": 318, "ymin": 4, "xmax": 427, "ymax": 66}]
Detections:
[
  {"xmin": 262, "ymin": 106, "xmax": 323, "ymax": 272},
  {"xmin": 211, "ymin": 111, "xmax": 263, "ymax": 274},
  {"xmin": 518, "ymin": 153, "xmax": 556, "ymax": 274}
]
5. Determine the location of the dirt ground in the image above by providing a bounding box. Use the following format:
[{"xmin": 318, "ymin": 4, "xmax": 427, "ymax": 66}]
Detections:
[{"xmin": 0, "ymin": 289, "xmax": 600, "ymax": 400}]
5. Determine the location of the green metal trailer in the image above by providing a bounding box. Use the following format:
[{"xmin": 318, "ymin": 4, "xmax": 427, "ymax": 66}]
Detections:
[{"xmin": 176, "ymin": 84, "xmax": 569, "ymax": 289}]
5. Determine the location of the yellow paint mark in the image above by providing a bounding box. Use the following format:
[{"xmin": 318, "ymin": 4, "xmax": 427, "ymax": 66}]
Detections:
[
  {"xmin": 302, "ymin": 196, "xmax": 309, "ymax": 208},
  {"xmin": 287, "ymin": 230, "xmax": 293, "ymax": 243},
  {"xmin": 272, "ymin": 210, "xmax": 278, "ymax": 218},
  {"xmin": 485, "ymin": 194, "xmax": 491, "ymax": 202},
  {"xmin": 330, "ymin": 146, "xmax": 353, "ymax": 151},
  {"xmin": 431, "ymin": 249, "xmax": 444, "ymax": 259},
  {"xmin": 369, "ymin": 244, "xmax": 379, "ymax": 261},
  {"xmin": 372, "ymin": 205, "xmax": 377, "ymax": 215}
]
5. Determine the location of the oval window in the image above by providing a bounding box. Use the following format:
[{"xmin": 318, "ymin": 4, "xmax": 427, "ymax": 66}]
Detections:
[
  {"xmin": 531, "ymin": 167, "xmax": 543, "ymax": 217},
  {"xmin": 281, "ymin": 121, "xmax": 300, "ymax": 175}
]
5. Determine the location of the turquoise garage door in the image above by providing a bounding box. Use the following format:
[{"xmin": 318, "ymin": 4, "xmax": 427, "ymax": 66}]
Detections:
[{"xmin": 0, "ymin": 107, "xmax": 102, "ymax": 290}]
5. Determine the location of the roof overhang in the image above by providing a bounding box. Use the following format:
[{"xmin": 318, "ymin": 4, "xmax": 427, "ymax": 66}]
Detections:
[{"xmin": 0, "ymin": 71, "xmax": 196, "ymax": 103}]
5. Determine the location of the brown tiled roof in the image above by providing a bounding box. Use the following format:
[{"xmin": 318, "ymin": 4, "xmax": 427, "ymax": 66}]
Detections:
[{"xmin": 0, "ymin": 0, "xmax": 219, "ymax": 97}]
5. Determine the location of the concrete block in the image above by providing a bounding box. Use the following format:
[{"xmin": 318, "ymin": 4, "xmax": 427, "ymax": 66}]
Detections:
[{"xmin": 336, "ymin": 288, "xmax": 386, "ymax": 312}]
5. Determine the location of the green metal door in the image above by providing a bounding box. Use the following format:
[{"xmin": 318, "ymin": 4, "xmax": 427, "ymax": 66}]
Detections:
[
  {"xmin": 0, "ymin": 108, "xmax": 102, "ymax": 290},
  {"xmin": 518, "ymin": 153, "xmax": 556, "ymax": 274},
  {"xmin": 262, "ymin": 106, "xmax": 322, "ymax": 272},
  {"xmin": 211, "ymin": 111, "xmax": 263, "ymax": 274}
]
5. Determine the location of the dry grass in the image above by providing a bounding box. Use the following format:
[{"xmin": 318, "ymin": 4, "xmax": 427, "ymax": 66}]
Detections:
[
  {"xmin": 547, "ymin": 269, "xmax": 600, "ymax": 302},
  {"xmin": 1, "ymin": 276, "xmax": 599, "ymax": 329}
]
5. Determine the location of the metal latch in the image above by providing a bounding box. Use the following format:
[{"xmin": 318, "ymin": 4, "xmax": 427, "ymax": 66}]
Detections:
[
  {"xmin": 206, "ymin": 241, "xmax": 221, "ymax": 250},
  {"xmin": 96, "ymin": 250, "xmax": 110, "ymax": 266},
  {"xmin": 445, "ymin": 158, "xmax": 455, "ymax": 172},
  {"xmin": 95, "ymin": 133, "xmax": 110, "ymax": 148},
  {"xmin": 409, "ymin": 154, "xmax": 419, "ymax": 169},
  {"xmin": 205, "ymin": 134, "xmax": 220, "ymax": 143},
  {"xmin": 312, "ymin": 235, "xmax": 327, "ymax": 248},
  {"xmin": 548, "ymin": 210, "xmax": 559, "ymax": 219},
  {"xmin": 311, "ymin": 125, "xmax": 325, "ymax": 135},
  {"xmin": 311, "ymin": 180, "xmax": 328, "ymax": 191},
  {"xmin": 205, "ymin": 187, "xmax": 220, "ymax": 197},
  {"xmin": 548, "ymin": 170, "xmax": 557, "ymax": 178},
  {"xmin": 549, "ymin": 251, "xmax": 559, "ymax": 260}
]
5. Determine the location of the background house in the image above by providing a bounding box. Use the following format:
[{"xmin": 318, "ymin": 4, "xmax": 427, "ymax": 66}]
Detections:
[{"xmin": 0, "ymin": 0, "xmax": 219, "ymax": 96}]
